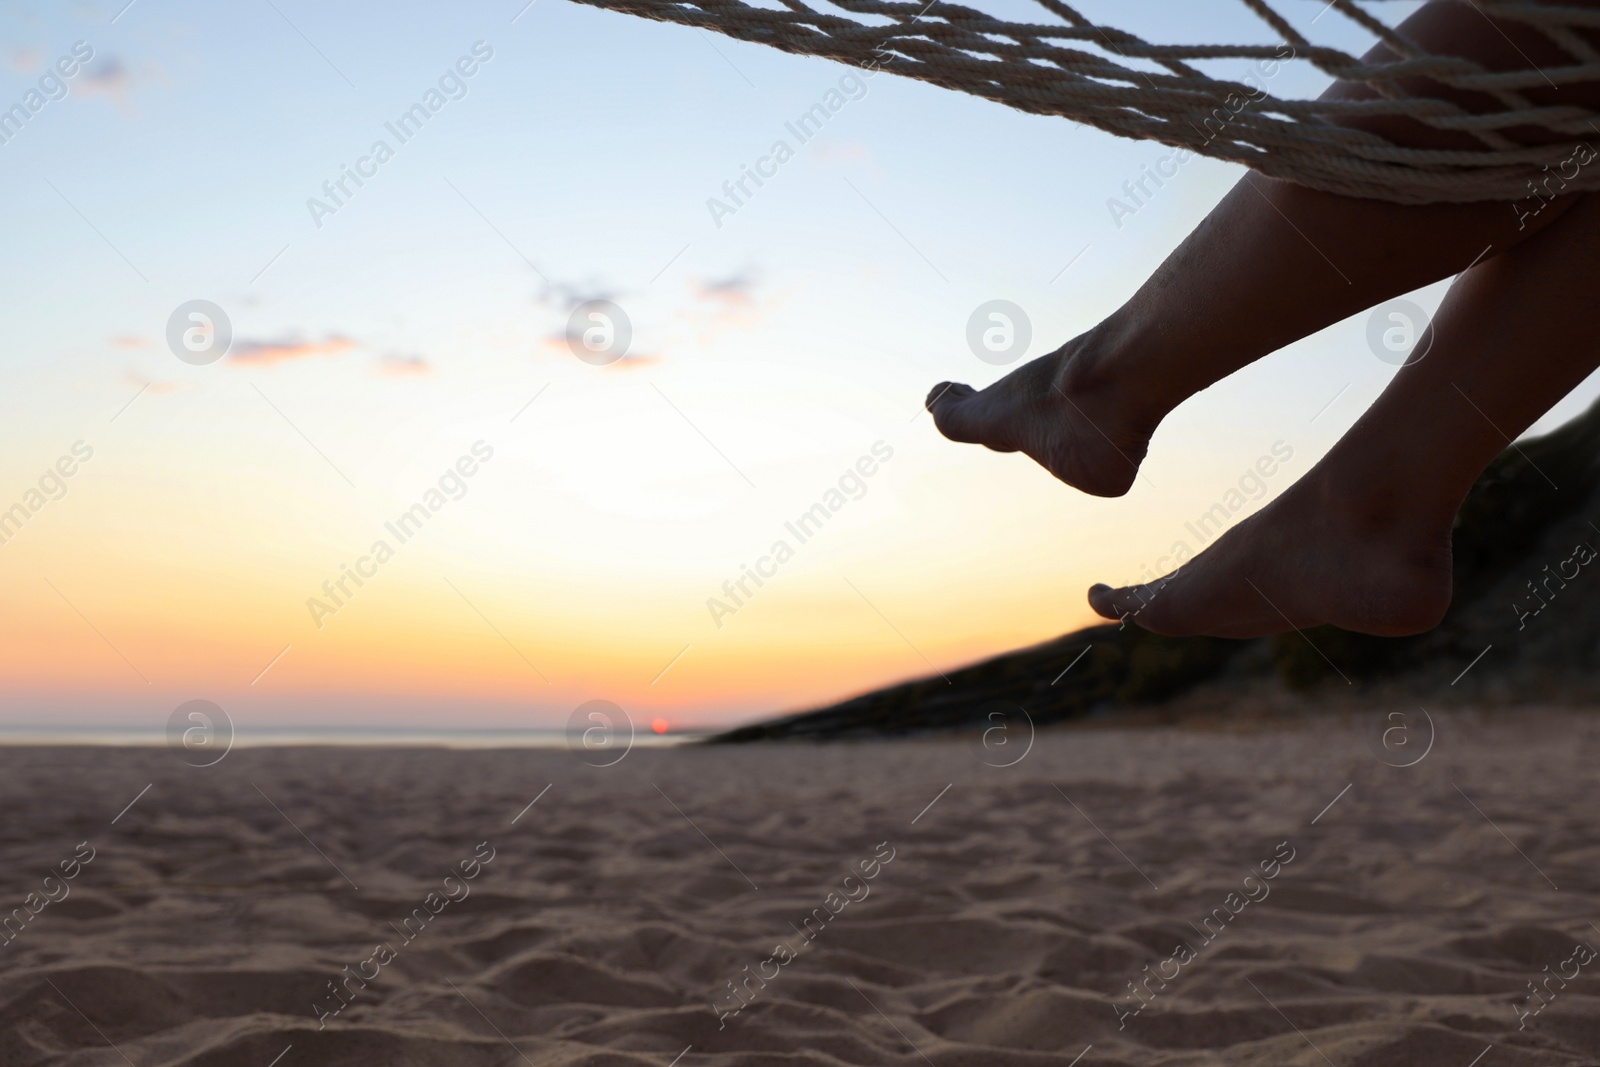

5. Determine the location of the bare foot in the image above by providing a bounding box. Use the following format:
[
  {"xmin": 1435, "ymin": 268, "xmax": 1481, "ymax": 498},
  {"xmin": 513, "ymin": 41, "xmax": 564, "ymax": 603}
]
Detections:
[
  {"xmin": 927, "ymin": 335, "xmax": 1157, "ymax": 497},
  {"xmin": 1086, "ymin": 473, "xmax": 1454, "ymax": 638}
]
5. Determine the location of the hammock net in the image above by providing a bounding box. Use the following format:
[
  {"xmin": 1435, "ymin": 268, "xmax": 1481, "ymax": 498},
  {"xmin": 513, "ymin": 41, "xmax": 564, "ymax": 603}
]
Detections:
[{"xmin": 568, "ymin": 0, "xmax": 1600, "ymax": 203}]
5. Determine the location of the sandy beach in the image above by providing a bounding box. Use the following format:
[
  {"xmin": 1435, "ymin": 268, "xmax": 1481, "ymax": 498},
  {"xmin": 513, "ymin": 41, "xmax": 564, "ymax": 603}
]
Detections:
[{"xmin": 3, "ymin": 711, "xmax": 1598, "ymax": 1066}]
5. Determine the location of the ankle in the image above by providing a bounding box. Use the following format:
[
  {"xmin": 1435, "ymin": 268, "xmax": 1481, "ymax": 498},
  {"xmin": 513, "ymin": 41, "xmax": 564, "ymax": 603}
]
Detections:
[
  {"xmin": 1053, "ymin": 320, "xmax": 1169, "ymax": 434},
  {"xmin": 1310, "ymin": 462, "xmax": 1458, "ymax": 548}
]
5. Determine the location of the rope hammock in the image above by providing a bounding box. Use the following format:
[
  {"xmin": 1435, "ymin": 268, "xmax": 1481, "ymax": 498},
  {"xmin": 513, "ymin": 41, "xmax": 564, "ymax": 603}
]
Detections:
[{"xmin": 568, "ymin": 0, "xmax": 1600, "ymax": 203}]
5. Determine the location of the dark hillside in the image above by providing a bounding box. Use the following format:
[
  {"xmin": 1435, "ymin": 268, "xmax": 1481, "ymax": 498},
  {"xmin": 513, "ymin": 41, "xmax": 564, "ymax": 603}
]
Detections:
[{"xmin": 709, "ymin": 395, "xmax": 1600, "ymax": 742}]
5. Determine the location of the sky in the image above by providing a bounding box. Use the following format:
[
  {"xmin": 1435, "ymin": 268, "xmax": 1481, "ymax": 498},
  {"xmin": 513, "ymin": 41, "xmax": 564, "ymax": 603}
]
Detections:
[{"xmin": 2, "ymin": 0, "xmax": 1596, "ymax": 736}]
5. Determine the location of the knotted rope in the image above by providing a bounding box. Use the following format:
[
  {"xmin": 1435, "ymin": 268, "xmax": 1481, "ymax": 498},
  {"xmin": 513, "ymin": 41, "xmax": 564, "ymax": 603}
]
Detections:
[{"xmin": 568, "ymin": 0, "xmax": 1600, "ymax": 203}]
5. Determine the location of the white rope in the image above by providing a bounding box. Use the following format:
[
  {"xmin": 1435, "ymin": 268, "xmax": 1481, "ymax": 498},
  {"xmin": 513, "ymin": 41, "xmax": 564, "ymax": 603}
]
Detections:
[{"xmin": 569, "ymin": 0, "xmax": 1600, "ymax": 203}]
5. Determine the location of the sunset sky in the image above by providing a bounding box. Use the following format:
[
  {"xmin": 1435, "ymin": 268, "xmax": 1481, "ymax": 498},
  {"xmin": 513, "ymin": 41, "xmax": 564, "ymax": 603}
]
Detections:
[{"xmin": 3, "ymin": 0, "xmax": 1596, "ymax": 735}]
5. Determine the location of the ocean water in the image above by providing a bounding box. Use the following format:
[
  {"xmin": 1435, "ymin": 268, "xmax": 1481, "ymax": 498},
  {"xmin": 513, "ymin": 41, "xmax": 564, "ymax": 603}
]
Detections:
[{"xmin": 0, "ymin": 726, "xmax": 706, "ymax": 748}]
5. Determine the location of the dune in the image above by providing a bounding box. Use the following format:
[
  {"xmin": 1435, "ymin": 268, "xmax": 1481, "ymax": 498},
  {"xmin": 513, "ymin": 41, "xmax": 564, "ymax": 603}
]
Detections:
[
  {"xmin": 1, "ymin": 712, "xmax": 1596, "ymax": 1065},
  {"xmin": 712, "ymin": 394, "xmax": 1600, "ymax": 744}
]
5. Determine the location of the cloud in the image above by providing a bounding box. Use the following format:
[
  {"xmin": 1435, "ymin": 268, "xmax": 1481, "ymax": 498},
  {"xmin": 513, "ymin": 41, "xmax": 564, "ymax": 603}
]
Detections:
[
  {"xmin": 377, "ymin": 353, "xmax": 431, "ymax": 376},
  {"xmin": 110, "ymin": 334, "xmax": 152, "ymax": 350},
  {"xmin": 72, "ymin": 58, "xmax": 131, "ymax": 106},
  {"xmin": 685, "ymin": 269, "xmax": 778, "ymax": 347},
  {"xmin": 608, "ymin": 353, "xmax": 661, "ymax": 370},
  {"xmin": 694, "ymin": 270, "xmax": 758, "ymax": 306},
  {"xmin": 10, "ymin": 49, "xmax": 42, "ymax": 74},
  {"xmin": 227, "ymin": 335, "xmax": 358, "ymax": 368},
  {"xmin": 532, "ymin": 274, "xmax": 661, "ymax": 367},
  {"xmin": 122, "ymin": 370, "xmax": 183, "ymax": 395},
  {"xmin": 71, "ymin": 56, "xmax": 165, "ymax": 114},
  {"xmin": 810, "ymin": 140, "xmax": 873, "ymax": 166},
  {"xmin": 535, "ymin": 278, "xmax": 622, "ymax": 312},
  {"xmin": 532, "ymin": 268, "xmax": 773, "ymax": 363},
  {"xmin": 538, "ymin": 332, "xmax": 659, "ymax": 369}
]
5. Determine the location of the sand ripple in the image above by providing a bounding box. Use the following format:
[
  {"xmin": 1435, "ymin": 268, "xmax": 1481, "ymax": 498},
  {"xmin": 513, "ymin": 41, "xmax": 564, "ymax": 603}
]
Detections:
[{"xmin": 1, "ymin": 712, "xmax": 1597, "ymax": 1065}]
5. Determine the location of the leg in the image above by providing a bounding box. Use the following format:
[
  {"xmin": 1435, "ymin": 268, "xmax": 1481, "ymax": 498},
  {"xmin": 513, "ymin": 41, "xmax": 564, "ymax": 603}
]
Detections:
[
  {"xmin": 1089, "ymin": 190, "xmax": 1600, "ymax": 637},
  {"xmin": 928, "ymin": 1, "xmax": 1591, "ymax": 496},
  {"xmin": 926, "ymin": 178, "xmax": 1570, "ymax": 495}
]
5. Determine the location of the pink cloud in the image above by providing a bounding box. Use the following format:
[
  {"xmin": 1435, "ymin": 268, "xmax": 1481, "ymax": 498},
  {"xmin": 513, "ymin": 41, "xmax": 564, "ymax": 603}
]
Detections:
[
  {"xmin": 378, "ymin": 353, "xmax": 431, "ymax": 376},
  {"xmin": 122, "ymin": 370, "xmax": 183, "ymax": 395},
  {"xmin": 538, "ymin": 333, "xmax": 659, "ymax": 368},
  {"xmin": 227, "ymin": 335, "xmax": 358, "ymax": 368},
  {"xmin": 810, "ymin": 140, "xmax": 873, "ymax": 166},
  {"xmin": 684, "ymin": 270, "xmax": 781, "ymax": 347}
]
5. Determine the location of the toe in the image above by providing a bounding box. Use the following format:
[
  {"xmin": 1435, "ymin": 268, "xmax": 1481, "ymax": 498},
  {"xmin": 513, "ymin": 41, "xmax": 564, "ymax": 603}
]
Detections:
[
  {"xmin": 927, "ymin": 382, "xmax": 1000, "ymax": 447},
  {"xmin": 926, "ymin": 381, "xmax": 974, "ymax": 416},
  {"xmin": 1089, "ymin": 582, "xmax": 1144, "ymax": 623},
  {"xmin": 928, "ymin": 382, "xmax": 972, "ymax": 441},
  {"xmin": 1089, "ymin": 581, "xmax": 1177, "ymax": 632},
  {"xmin": 1088, "ymin": 583, "xmax": 1117, "ymax": 620}
]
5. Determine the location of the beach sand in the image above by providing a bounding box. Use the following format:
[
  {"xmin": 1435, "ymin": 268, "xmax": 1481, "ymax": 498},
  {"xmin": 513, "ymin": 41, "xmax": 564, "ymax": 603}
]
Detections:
[{"xmin": 2, "ymin": 710, "xmax": 1598, "ymax": 1065}]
